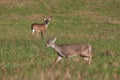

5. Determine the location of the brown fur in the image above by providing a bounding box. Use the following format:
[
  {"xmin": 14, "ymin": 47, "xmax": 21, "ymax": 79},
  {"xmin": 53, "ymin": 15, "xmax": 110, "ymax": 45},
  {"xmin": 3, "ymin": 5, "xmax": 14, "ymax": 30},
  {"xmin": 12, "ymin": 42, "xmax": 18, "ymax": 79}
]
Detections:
[
  {"xmin": 31, "ymin": 23, "xmax": 46, "ymax": 37},
  {"xmin": 31, "ymin": 16, "xmax": 52, "ymax": 38}
]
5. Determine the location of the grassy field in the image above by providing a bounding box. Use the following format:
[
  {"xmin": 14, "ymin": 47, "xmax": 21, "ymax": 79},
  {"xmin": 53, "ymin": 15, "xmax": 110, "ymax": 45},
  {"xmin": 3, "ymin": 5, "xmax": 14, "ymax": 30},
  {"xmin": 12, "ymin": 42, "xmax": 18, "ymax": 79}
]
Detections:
[{"xmin": 0, "ymin": 0, "xmax": 120, "ymax": 80}]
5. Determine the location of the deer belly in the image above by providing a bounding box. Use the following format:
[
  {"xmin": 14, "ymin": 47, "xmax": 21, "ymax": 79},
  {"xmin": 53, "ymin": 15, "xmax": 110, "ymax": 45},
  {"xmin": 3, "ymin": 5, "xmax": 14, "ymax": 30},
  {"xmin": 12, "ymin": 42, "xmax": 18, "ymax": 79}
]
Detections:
[{"xmin": 63, "ymin": 52, "xmax": 77, "ymax": 58}]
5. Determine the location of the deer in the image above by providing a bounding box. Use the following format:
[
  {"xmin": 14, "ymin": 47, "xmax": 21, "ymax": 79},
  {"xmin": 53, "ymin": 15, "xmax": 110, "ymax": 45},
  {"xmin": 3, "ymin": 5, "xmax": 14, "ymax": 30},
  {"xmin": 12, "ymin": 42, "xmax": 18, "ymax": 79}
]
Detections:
[
  {"xmin": 46, "ymin": 37, "xmax": 93, "ymax": 66},
  {"xmin": 31, "ymin": 16, "xmax": 52, "ymax": 38}
]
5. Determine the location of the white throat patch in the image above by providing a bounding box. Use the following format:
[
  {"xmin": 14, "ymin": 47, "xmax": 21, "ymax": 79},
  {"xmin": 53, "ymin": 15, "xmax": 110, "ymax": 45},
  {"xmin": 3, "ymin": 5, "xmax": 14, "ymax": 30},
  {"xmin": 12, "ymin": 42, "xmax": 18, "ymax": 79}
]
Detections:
[{"xmin": 45, "ymin": 24, "xmax": 48, "ymax": 28}]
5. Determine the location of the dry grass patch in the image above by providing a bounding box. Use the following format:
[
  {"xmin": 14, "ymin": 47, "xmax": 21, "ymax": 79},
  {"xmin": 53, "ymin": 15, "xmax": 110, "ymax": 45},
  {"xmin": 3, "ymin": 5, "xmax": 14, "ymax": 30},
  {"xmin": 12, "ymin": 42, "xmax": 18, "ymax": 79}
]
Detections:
[
  {"xmin": 27, "ymin": 14, "xmax": 44, "ymax": 21},
  {"xmin": 7, "ymin": 14, "xmax": 22, "ymax": 20},
  {"xmin": 0, "ymin": 0, "xmax": 35, "ymax": 8},
  {"xmin": 76, "ymin": 10, "xmax": 120, "ymax": 24},
  {"xmin": 60, "ymin": 10, "xmax": 120, "ymax": 24}
]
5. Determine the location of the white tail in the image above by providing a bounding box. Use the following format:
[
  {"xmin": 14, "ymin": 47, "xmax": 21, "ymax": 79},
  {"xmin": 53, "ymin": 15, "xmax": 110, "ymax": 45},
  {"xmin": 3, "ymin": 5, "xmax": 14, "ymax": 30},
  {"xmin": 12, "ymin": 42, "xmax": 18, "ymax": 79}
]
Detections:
[
  {"xmin": 31, "ymin": 16, "xmax": 52, "ymax": 38},
  {"xmin": 46, "ymin": 37, "xmax": 92, "ymax": 64}
]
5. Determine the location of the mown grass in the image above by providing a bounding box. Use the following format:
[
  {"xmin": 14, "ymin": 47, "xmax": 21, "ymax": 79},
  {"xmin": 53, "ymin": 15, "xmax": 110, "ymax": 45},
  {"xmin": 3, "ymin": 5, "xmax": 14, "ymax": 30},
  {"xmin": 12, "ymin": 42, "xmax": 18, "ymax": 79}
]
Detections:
[{"xmin": 0, "ymin": 0, "xmax": 120, "ymax": 80}]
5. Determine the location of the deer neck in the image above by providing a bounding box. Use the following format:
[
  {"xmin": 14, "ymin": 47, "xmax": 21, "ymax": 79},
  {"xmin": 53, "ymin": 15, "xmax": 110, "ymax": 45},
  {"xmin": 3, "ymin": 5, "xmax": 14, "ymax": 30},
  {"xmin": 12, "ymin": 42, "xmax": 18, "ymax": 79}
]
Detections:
[
  {"xmin": 52, "ymin": 44, "xmax": 65, "ymax": 57},
  {"xmin": 44, "ymin": 22, "xmax": 49, "ymax": 28}
]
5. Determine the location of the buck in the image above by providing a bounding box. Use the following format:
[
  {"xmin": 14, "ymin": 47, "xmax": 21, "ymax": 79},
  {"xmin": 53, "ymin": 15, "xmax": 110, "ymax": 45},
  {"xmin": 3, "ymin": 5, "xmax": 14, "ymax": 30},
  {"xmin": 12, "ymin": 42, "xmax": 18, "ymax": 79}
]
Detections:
[
  {"xmin": 31, "ymin": 16, "xmax": 52, "ymax": 38},
  {"xmin": 46, "ymin": 37, "xmax": 92, "ymax": 64}
]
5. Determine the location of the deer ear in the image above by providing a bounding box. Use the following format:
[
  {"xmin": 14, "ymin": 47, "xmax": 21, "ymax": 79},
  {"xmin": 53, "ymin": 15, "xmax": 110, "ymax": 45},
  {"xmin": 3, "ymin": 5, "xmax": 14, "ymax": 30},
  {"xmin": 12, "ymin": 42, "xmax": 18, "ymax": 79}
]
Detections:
[
  {"xmin": 48, "ymin": 16, "xmax": 52, "ymax": 21},
  {"xmin": 44, "ymin": 18, "xmax": 47, "ymax": 21},
  {"xmin": 42, "ymin": 16, "xmax": 46, "ymax": 21},
  {"xmin": 53, "ymin": 37, "xmax": 57, "ymax": 43}
]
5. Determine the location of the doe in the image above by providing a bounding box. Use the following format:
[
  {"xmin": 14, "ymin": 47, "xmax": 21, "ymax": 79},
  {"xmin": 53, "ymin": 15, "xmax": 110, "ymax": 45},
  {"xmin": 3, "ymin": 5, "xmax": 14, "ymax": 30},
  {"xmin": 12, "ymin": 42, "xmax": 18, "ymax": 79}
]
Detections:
[
  {"xmin": 46, "ymin": 37, "xmax": 92, "ymax": 64},
  {"xmin": 31, "ymin": 16, "xmax": 52, "ymax": 38}
]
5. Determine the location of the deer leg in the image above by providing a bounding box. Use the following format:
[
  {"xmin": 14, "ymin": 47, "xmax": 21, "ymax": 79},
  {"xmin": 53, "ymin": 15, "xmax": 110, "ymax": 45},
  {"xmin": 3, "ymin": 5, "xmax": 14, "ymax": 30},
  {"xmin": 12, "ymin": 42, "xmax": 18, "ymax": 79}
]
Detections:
[
  {"xmin": 41, "ymin": 31, "xmax": 45, "ymax": 38},
  {"xmin": 88, "ymin": 54, "xmax": 92, "ymax": 64},
  {"xmin": 51, "ymin": 56, "xmax": 62, "ymax": 66},
  {"xmin": 83, "ymin": 57, "xmax": 89, "ymax": 61},
  {"xmin": 48, "ymin": 56, "xmax": 62, "ymax": 71},
  {"xmin": 56, "ymin": 56, "xmax": 62, "ymax": 63},
  {"xmin": 83, "ymin": 54, "xmax": 92, "ymax": 64},
  {"xmin": 82, "ymin": 51, "xmax": 92, "ymax": 64},
  {"xmin": 36, "ymin": 32, "xmax": 39, "ymax": 38}
]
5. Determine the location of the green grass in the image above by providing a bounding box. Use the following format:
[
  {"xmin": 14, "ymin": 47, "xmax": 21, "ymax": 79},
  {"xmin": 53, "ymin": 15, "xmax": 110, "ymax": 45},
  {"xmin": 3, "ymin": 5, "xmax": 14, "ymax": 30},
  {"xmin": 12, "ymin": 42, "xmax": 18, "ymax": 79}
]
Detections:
[{"xmin": 0, "ymin": 0, "xmax": 120, "ymax": 80}]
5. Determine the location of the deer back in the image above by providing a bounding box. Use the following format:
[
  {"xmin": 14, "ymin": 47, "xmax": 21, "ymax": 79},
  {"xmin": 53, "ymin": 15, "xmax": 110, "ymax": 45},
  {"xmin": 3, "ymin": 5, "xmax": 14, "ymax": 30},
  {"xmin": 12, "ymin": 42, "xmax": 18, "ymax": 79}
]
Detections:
[{"xmin": 32, "ymin": 23, "xmax": 45, "ymax": 31}]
